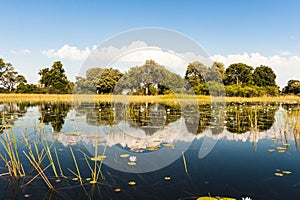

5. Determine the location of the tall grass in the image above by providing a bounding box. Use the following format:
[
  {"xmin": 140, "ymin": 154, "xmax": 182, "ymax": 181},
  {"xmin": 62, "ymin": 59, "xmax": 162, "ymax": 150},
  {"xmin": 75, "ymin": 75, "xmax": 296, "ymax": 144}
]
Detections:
[
  {"xmin": 0, "ymin": 130, "xmax": 25, "ymax": 177},
  {"xmin": 2, "ymin": 93, "xmax": 300, "ymax": 103}
]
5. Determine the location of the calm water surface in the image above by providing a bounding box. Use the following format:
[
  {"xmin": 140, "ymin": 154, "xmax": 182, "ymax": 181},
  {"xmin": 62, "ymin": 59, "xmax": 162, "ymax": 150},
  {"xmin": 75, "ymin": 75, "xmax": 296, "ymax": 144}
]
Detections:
[{"xmin": 0, "ymin": 101, "xmax": 299, "ymax": 200}]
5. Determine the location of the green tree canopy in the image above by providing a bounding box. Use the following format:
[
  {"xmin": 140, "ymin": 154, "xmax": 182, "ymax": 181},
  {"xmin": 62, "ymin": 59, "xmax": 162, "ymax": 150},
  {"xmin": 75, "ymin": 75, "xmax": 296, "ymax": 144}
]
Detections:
[
  {"xmin": 117, "ymin": 60, "xmax": 185, "ymax": 95},
  {"xmin": 38, "ymin": 61, "xmax": 73, "ymax": 94},
  {"xmin": 253, "ymin": 65, "xmax": 277, "ymax": 87},
  {"xmin": 96, "ymin": 68, "xmax": 123, "ymax": 94},
  {"xmin": 0, "ymin": 58, "xmax": 27, "ymax": 92},
  {"xmin": 184, "ymin": 62, "xmax": 209, "ymax": 89},
  {"xmin": 75, "ymin": 68, "xmax": 105, "ymax": 93},
  {"xmin": 224, "ymin": 63, "xmax": 254, "ymax": 86},
  {"xmin": 282, "ymin": 80, "xmax": 300, "ymax": 95}
]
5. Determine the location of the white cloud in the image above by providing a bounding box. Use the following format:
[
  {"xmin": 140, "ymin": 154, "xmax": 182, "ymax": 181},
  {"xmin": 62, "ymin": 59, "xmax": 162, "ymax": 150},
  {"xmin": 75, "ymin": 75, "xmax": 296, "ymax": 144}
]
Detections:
[
  {"xmin": 42, "ymin": 45, "xmax": 91, "ymax": 61},
  {"xmin": 210, "ymin": 52, "xmax": 300, "ymax": 88},
  {"xmin": 20, "ymin": 49, "xmax": 31, "ymax": 54},
  {"xmin": 42, "ymin": 41, "xmax": 300, "ymax": 88}
]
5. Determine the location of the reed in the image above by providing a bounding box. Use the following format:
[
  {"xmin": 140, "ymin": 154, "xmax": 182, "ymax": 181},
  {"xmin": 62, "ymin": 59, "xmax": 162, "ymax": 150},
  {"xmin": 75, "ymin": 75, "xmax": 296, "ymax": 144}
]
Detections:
[
  {"xmin": 1, "ymin": 93, "xmax": 300, "ymax": 103},
  {"xmin": 0, "ymin": 130, "xmax": 25, "ymax": 178},
  {"xmin": 68, "ymin": 147, "xmax": 83, "ymax": 185}
]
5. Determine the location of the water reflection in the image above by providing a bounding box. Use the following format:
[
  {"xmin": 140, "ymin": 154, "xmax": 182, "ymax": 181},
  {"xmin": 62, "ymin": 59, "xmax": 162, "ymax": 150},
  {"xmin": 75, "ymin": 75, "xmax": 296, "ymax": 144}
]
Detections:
[
  {"xmin": 0, "ymin": 102, "xmax": 29, "ymax": 133},
  {"xmin": 39, "ymin": 102, "xmax": 72, "ymax": 132}
]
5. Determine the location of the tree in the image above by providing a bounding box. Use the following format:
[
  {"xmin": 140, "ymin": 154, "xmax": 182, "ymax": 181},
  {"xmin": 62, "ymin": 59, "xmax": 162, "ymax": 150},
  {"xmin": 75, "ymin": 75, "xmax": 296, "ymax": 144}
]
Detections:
[
  {"xmin": 118, "ymin": 60, "xmax": 185, "ymax": 95},
  {"xmin": 224, "ymin": 63, "xmax": 254, "ymax": 86},
  {"xmin": 282, "ymin": 80, "xmax": 300, "ymax": 95},
  {"xmin": 253, "ymin": 65, "xmax": 277, "ymax": 87},
  {"xmin": 0, "ymin": 58, "xmax": 27, "ymax": 91},
  {"xmin": 38, "ymin": 61, "xmax": 73, "ymax": 94},
  {"xmin": 75, "ymin": 68, "xmax": 105, "ymax": 93},
  {"xmin": 96, "ymin": 68, "xmax": 123, "ymax": 94},
  {"xmin": 206, "ymin": 61, "xmax": 225, "ymax": 82},
  {"xmin": 184, "ymin": 62, "xmax": 209, "ymax": 89}
]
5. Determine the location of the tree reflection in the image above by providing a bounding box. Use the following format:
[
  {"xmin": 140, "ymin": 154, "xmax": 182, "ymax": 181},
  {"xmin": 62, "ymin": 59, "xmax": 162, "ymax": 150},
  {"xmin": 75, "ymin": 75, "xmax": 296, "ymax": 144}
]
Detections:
[
  {"xmin": 127, "ymin": 102, "xmax": 181, "ymax": 135},
  {"xmin": 0, "ymin": 102, "xmax": 29, "ymax": 133},
  {"xmin": 39, "ymin": 102, "xmax": 72, "ymax": 132},
  {"xmin": 225, "ymin": 102, "xmax": 277, "ymax": 134}
]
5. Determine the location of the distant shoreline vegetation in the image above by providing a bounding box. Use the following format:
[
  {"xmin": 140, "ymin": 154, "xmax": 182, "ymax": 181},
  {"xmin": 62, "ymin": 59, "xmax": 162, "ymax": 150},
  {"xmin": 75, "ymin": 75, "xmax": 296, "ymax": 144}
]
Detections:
[{"xmin": 1, "ymin": 58, "xmax": 300, "ymax": 97}]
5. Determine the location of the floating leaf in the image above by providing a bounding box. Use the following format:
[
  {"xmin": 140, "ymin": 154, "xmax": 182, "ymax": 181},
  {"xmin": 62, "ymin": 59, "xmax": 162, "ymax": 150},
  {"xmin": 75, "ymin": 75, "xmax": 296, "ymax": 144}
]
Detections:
[
  {"xmin": 86, "ymin": 178, "xmax": 92, "ymax": 181},
  {"xmin": 120, "ymin": 154, "xmax": 130, "ymax": 158},
  {"xmin": 90, "ymin": 180, "xmax": 97, "ymax": 184},
  {"xmin": 147, "ymin": 146, "xmax": 159, "ymax": 151},
  {"xmin": 91, "ymin": 155, "xmax": 107, "ymax": 161},
  {"xmin": 196, "ymin": 197, "xmax": 217, "ymax": 200},
  {"xmin": 282, "ymin": 170, "xmax": 292, "ymax": 174},
  {"xmin": 72, "ymin": 177, "xmax": 79, "ymax": 181},
  {"xmin": 274, "ymin": 173, "xmax": 284, "ymax": 177},
  {"xmin": 55, "ymin": 179, "xmax": 61, "ymax": 183},
  {"xmin": 277, "ymin": 147, "xmax": 286, "ymax": 150},
  {"xmin": 220, "ymin": 198, "xmax": 236, "ymax": 200},
  {"xmin": 278, "ymin": 149, "xmax": 286, "ymax": 153},
  {"xmin": 128, "ymin": 161, "xmax": 136, "ymax": 166},
  {"xmin": 24, "ymin": 194, "xmax": 31, "ymax": 198},
  {"xmin": 268, "ymin": 149, "xmax": 275, "ymax": 152},
  {"xmin": 164, "ymin": 176, "xmax": 171, "ymax": 181},
  {"xmin": 284, "ymin": 143, "xmax": 291, "ymax": 146},
  {"xmin": 128, "ymin": 181, "xmax": 136, "ymax": 185},
  {"xmin": 114, "ymin": 188, "xmax": 121, "ymax": 192}
]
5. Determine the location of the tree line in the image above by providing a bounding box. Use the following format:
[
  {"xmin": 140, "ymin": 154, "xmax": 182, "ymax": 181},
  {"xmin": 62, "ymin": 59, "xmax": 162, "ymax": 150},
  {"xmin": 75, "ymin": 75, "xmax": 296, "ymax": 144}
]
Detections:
[{"xmin": 1, "ymin": 57, "xmax": 300, "ymax": 96}]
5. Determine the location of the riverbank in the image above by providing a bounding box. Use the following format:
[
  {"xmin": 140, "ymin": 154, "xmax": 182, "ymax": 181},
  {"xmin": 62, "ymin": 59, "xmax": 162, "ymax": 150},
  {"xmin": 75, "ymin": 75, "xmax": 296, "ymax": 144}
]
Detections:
[{"xmin": 1, "ymin": 93, "xmax": 300, "ymax": 103}]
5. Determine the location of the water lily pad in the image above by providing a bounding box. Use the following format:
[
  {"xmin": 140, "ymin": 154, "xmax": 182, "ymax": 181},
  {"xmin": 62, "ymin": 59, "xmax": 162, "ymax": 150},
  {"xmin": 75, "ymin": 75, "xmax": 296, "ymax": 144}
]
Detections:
[
  {"xmin": 164, "ymin": 176, "xmax": 171, "ymax": 181},
  {"xmin": 128, "ymin": 161, "xmax": 136, "ymax": 166},
  {"xmin": 282, "ymin": 170, "xmax": 292, "ymax": 174},
  {"xmin": 91, "ymin": 155, "xmax": 107, "ymax": 161},
  {"xmin": 277, "ymin": 147, "xmax": 286, "ymax": 150},
  {"xmin": 55, "ymin": 179, "xmax": 61, "ymax": 183},
  {"xmin": 162, "ymin": 143, "xmax": 173, "ymax": 147},
  {"xmin": 120, "ymin": 154, "xmax": 130, "ymax": 158},
  {"xmin": 128, "ymin": 181, "xmax": 136, "ymax": 185},
  {"xmin": 147, "ymin": 146, "xmax": 159, "ymax": 151},
  {"xmin": 274, "ymin": 173, "xmax": 284, "ymax": 177}
]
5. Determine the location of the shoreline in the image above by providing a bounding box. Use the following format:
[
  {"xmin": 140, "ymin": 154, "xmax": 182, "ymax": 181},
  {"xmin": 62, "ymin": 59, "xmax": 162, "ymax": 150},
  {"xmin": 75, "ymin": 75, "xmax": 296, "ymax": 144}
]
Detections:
[{"xmin": 1, "ymin": 93, "xmax": 300, "ymax": 103}]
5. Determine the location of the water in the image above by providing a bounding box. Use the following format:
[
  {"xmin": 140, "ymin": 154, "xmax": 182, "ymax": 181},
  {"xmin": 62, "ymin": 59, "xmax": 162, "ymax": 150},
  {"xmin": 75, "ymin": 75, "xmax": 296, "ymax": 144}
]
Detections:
[{"xmin": 0, "ymin": 101, "xmax": 299, "ymax": 200}]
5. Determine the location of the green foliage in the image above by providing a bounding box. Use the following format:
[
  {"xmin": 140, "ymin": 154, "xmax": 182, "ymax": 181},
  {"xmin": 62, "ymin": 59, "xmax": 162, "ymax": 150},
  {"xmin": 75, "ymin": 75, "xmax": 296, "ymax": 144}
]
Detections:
[
  {"xmin": 225, "ymin": 85, "xmax": 279, "ymax": 97},
  {"xmin": 75, "ymin": 68, "xmax": 105, "ymax": 93},
  {"xmin": 282, "ymin": 80, "xmax": 300, "ymax": 95},
  {"xmin": 253, "ymin": 65, "xmax": 277, "ymax": 87},
  {"xmin": 224, "ymin": 63, "xmax": 254, "ymax": 86},
  {"xmin": 119, "ymin": 60, "xmax": 185, "ymax": 95},
  {"xmin": 0, "ymin": 58, "xmax": 27, "ymax": 92},
  {"xmin": 38, "ymin": 61, "xmax": 73, "ymax": 94},
  {"xmin": 96, "ymin": 68, "xmax": 123, "ymax": 94},
  {"xmin": 16, "ymin": 84, "xmax": 47, "ymax": 94},
  {"xmin": 184, "ymin": 62, "xmax": 208, "ymax": 89}
]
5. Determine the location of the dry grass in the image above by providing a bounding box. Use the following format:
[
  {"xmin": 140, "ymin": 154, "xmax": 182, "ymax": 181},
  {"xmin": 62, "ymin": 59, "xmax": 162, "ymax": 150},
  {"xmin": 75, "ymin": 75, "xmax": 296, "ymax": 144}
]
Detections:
[{"xmin": 1, "ymin": 93, "xmax": 300, "ymax": 103}]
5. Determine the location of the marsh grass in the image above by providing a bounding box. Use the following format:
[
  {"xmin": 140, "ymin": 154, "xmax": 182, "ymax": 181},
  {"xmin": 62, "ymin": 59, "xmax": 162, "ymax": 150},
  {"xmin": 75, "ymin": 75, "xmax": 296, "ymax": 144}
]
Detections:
[
  {"xmin": 2, "ymin": 93, "xmax": 300, "ymax": 103},
  {"xmin": 0, "ymin": 130, "xmax": 25, "ymax": 177}
]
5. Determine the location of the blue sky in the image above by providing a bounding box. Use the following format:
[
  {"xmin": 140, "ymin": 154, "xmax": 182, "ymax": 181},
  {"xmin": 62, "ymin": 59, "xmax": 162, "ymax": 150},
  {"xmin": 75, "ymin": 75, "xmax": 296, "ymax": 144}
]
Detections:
[{"xmin": 1, "ymin": 0, "xmax": 300, "ymax": 87}]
